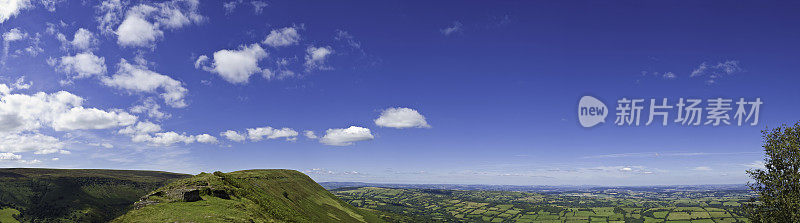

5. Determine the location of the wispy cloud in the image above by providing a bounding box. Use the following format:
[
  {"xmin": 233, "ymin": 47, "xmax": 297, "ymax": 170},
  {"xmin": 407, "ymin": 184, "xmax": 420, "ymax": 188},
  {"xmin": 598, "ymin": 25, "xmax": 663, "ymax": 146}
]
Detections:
[
  {"xmin": 440, "ymin": 21, "xmax": 463, "ymax": 36},
  {"xmin": 583, "ymin": 151, "xmax": 759, "ymax": 159}
]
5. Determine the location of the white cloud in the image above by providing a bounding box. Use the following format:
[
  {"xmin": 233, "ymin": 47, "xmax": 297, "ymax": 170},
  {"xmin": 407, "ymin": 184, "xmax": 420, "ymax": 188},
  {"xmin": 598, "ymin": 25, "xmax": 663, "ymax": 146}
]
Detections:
[
  {"xmin": 96, "ymin": 0, "xmax": 126, "ymax": 35},
  {"xmin": 690, "ymin": 60, "xmax": 743, "ymax": 84},
  {"xmin": 619, "ymin": 167, "xmax": 633, "ymax": 172},
  {"xmin": 744, "ymin": 161, "xmax": 765, "ymax": 169},
  {"xmin": 118, "ymin": 121, "xmax": 161, "ymax": 135},
  {"xmin": 89, "ymin": 142, "xmax": 114, "ymax": 149},
  {"xmin": 130, "ymin": 97, "xmax": 170, "ymax": 120},
  {"xmin": 440, "ymin": 21, "xmax": 463, "ymax": 36},
  {"xmin": 2, "ymin": 28, "xmax": 25, "ymax": 41},
  {"xmin": 320, "ymin": 126, "xmax": 374, "ymax": 146},
  {"xmin": 374, "ymin": 107, "xmax": 431, "ymax": 129},
  {"xmin": 51, "ymin": 52, "xmax": 107, "ymax": 79},
  {"xmin": 51, "ymin": 157, "xmax": 59, "ymax": 161},
  {"xmin": 692, "ymin": 166, "xmax": 713, "ymax": 171},
  {"xmin": 18, "ymin": 159, "xmax": 41, "ymax": 164},
  {"xmin": 220, "ymin": 130, "xmax": 246, "ymax": 142},
  {"xmin": 223, "ymin": 0, "xmax": 240, "ymax": 14},
  {"xmin": 0, "ymin": 132, "xmax": 66, "ymax": 154},
  {"xmin": 262, "ymin": 27, "xmax": 300, "ymax": 47},
  {"xmin": 0, "ymin": 76, "xmax": 30, "ymax": 96},
  {"xmin": 133, "ymin": 131, "xmax": 196, "ymax": 146},
  {"xmin": 246, "ymin": 126, "xmax": 298, "ymax": 141},
  {"xmin": 303, "ymin": 130, "xmax": 317, "ymax": 139},
  {"xmin": 202, "ymin": 43, "xmax": 267, "ymax": 84},
  {"xmin": 0, "ymin": 90, "xmax": 136, "ymax": 141},
  {"xmin": 223, "ymin": 0, "xmax": 266, "ymax": 15},
  {"xmin": 40, "ymin": 0, "xmax": 64, "ymax": 12},
  {"xmin": 57, "ymin": 28, "xmax": 98, "ymax": 51},
  {"xmin": 116, "ymin": 11, "xmax": 162, "ymax": 47},
  {"xmin": 119, "ymin": 121, "xmax": 215, "ymax": 146},
  {"xmin": 304, "ymin": 45, "xmax": 332, "ymax": 72},
  {"xmin": 0, "ymin": 152, "xmax": 21, "ymax": 160},
  {"xmin": 113, "ymin": 0, "xmax": 203, "ymax": 48},
  {"xmin": 52, "ymin": 107, "xmax": 136, "ymax": 131},
  {"xmin": 0, "ymin": 0, "xmax": 32, "ymax": 24},
  {"xmin": 193, "ymin": 55, "xmax": 208, "ymax": 69},
  {"xmin": 196, "ymin": 134, "xmax": 218, "ymax": 144},
  {"xmin": 102, "ymin": 59, "xmax": 188, "ymax": 108},
  {"xmin": 251, "ymin": 1, "xmax": 267, "ymax": 14},
  {"xmin": 3, "ymin": 28, "xmax": 27, "ymax": 64},
  {"xmin": 662, "ymin": 72, "xmax": 676, "ymax": 79}
]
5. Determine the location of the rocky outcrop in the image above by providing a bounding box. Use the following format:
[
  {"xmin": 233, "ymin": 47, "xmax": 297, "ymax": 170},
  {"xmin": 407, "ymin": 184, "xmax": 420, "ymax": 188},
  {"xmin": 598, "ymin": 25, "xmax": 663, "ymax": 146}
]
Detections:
[{"xmin": 183, "ymin": 189, "xmax": 201, "ymax": 202}]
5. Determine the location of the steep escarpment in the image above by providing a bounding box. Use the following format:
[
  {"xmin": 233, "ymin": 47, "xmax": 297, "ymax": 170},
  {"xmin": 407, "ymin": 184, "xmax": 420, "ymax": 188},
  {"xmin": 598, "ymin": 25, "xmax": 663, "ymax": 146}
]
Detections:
[
  {"xmin": 0, "ymin": 168, "xmax": 190, "ymax": 222},
  {"xmin": 113, "ymin": 169, "xmax": 381, "ymax": 223}
]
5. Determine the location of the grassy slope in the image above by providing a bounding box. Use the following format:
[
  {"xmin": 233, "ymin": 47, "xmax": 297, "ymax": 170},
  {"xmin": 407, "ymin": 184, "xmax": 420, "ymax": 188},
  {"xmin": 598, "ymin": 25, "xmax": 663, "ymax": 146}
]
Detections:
[
  {"xmin": 0, "ymin": 168, "xmax": 190, "ymax": 222},
  {"xmin": 113, "ymin": 169, "xmax": 382, "ymax": 223}
]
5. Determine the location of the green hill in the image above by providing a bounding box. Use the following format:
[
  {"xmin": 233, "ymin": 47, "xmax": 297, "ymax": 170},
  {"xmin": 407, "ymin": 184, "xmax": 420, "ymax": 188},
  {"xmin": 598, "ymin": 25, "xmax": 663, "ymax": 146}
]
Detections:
[
  {"xmin": 0, "ymin": 168, "xmax": 190, "ymax": 222},
  {"xmin": 112, "ymin": 169, "xmax": 382, "ymax": 223}
]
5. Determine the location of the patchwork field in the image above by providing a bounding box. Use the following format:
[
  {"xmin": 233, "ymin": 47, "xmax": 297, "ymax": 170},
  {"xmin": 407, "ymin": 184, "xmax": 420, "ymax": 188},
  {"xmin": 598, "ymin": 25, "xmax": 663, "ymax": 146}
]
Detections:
[{"xmin": 333, "ymin": 187, "xmax": 752, "ymax": 223}]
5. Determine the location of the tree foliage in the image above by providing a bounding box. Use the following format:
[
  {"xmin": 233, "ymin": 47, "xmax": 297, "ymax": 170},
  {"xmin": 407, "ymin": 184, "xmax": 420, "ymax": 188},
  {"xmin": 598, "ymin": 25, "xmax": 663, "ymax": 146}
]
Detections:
[{"xmin": 746, "ymin": 121, "xmax": 800, "ymax": 222}]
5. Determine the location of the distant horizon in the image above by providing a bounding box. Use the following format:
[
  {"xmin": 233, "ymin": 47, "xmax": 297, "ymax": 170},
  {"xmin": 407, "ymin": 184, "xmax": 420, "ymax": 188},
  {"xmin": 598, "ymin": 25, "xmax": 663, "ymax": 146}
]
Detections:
[{"xmin": 0, "ymin": 166, "xmax": 753, "ymax": 187}]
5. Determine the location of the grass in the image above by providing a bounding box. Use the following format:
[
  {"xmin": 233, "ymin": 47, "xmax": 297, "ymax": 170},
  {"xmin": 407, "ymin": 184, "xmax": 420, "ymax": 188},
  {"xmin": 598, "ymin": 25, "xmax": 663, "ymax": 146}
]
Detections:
[
  {"xmin": 0, "ymin": 208, "xmax": 20, "ymax": 223},
  {"xmin": 113, "ymin": 169, "xmax": 381, "ymax": 223}
]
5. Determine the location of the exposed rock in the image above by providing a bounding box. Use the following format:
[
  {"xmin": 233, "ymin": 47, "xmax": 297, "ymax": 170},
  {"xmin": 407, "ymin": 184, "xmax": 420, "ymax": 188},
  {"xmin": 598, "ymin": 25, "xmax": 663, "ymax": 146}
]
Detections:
[
  {"xmin": 212, "ymin": 189, "xmax": 230, "ymax": 199},
  {"xmin": 183, "ymin": 189, "xmax": 202, "ymax": 202}
]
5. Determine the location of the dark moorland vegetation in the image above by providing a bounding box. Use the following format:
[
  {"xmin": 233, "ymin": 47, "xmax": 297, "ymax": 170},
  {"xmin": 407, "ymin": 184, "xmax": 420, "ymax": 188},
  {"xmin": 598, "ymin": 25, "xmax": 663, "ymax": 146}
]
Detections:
[{"xmin": 0, "ymin": 168, "xmax": 189, "ymax": 222}]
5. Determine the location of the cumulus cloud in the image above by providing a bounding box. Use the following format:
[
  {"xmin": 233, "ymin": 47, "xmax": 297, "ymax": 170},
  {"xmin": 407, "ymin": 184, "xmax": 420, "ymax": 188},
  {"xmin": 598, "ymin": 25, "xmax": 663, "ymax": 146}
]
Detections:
[
  {"xmin": 102, "ymin": 59, "xmax": 188, "ymax": 108},
  {"xmin": 220, "ymin": 130, "xmax": 246, "ymax": 142},
  {"xmin": 119, "ymin": 122, "xmax": 214, "ymax": 146},
  {"xmin": 199, "ymin": 43, "xmax": 267, "ymax": 84},
  {"xmin": 52, "ymin": 107, "xmax": 136, "ymax": 131},
  {"xmin": 0, "ymin": 84, "xmax": 138, "ymax": 154},
  {"xmin": 440, "ymin": 21, "xmax": 463, "ymax": 36},
  {"xmin": 118, "ymin": 121, "xmax": 161, "ymax": 135},
  {"xmin": 129, "ymin": 97, "xmax": 170, "ymax": 120},
  {"xmin": 374, "ymin": 107, "xmax": 431, "ymax": 129},
  {"xmin": 56, "ymin": 28, "xmax": 98, "ymax": 51},
  {"xmin": 0, "ymin": 0, "xmax": 32, "ymax": 24},
  {"xmin": 303, "ymin": 130, "xmax": 317, "ymax": 139},
  {"xmin": 113, "ymin": 0, "xmax": 203, "ymax": 48},
  {"xmin": 0, "ymin": 89, "xmax": 137, "ymax": 134},
  {"xmin": 304, "ymin": 45, "xmax": 333, "ymax": 72},
  {"xmin": 246, "ymin": 126, "xmax": 298, "ymax": 141},
  {"xmin": 320, "ymin": 126, "xmax": 374, "ymax": 146},
  {"xmin": 263, "ymin": 27, "xmax": 300, "ymax": 47},
  {"xmin": 50, "ymin": 51, "xmax": 107, "ymax": 79},
  {"xmin": 0, "ymin": 132, "xmax": 66, "ymax": 154},
  {"xmin": 133, "ymin": 131, "xmax": 196, "ymax": 146},
  {"xmin": 196, "ymin": 134, "xmax": 218, "ymax": 144},
  {"xmin": 0, "ymin": 76, "xmax": 30, "ymax": 95},
  {"xmin": 0, "ymin": 152, "xmax": 22, "ymax": 160}
]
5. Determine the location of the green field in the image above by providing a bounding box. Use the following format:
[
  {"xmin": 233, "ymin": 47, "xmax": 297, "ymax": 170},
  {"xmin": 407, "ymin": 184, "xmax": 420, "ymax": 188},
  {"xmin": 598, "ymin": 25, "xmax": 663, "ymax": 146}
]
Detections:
[{"xmin": 333, "ymin": 187, "xmax": 753, "ymax": 223}]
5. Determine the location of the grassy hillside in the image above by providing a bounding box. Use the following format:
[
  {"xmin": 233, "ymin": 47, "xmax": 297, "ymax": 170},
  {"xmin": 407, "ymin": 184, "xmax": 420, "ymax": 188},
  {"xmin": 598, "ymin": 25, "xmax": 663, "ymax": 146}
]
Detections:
[
  {"xmin": 0, "ymin": 168, "xmax": 190, "ymax": 222},
  {"xmin": 113, "ymin": 169, "xmax": 382, "ymax": 223}
]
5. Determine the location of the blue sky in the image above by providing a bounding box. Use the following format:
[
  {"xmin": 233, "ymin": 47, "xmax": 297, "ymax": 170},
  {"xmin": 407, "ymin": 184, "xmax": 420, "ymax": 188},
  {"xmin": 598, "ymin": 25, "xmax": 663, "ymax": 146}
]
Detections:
[{"xmin": 0, "ymin": 0, "xmax": 798, "ymax": 185}]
